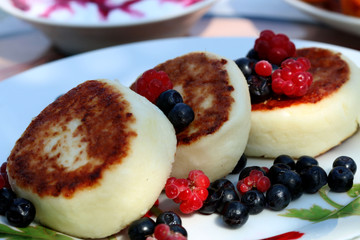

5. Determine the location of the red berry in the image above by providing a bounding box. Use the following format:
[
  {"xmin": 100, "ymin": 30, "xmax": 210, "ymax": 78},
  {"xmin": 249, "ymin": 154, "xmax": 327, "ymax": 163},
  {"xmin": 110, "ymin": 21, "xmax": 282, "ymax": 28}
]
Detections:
[
  {"xmin": 255, "ymin": 60, "xmax": 273, "ymax": 77},
  {"xmin": 256, "ymin": 176, "xmax": 271, "ymax": 192},
  {"xmin": 193, "ymin": 187, "xmax": 208, "ymax": 201},
  {"xmin": 165, "ymin": 184, "xmax": 180, "ymax": 199},
  {"xmin": 249, "ymin": 169, "xmax": 264, "ymax": 182},
  {"xmin": 0, "ymin": 162, "xmax": 7, "ymax": 174},
  {"xmin": 178, "ymin": 188, "xmax": 192, "ymax": 201},
  {"xmin": 135, "ymin": 69, "xmax": 173, "ymax": 103},
  {"xmin": 0, "ymin": 175, "xmax": 5, "ymax": 189}
]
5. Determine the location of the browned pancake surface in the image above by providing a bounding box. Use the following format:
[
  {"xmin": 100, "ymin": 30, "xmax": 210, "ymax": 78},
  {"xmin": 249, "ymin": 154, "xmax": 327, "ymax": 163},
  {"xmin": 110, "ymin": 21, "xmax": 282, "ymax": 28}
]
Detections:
[
  {"xmin": 252, "ymin": 47, "xmax": 350, "ymax": 111},
  {"xmin": 154, "ymin": 52, "xmax": 235, "ymax": 145},
  {"xmin": 7, "ymin": 80, "xmax": 137, "ymax": 198}
]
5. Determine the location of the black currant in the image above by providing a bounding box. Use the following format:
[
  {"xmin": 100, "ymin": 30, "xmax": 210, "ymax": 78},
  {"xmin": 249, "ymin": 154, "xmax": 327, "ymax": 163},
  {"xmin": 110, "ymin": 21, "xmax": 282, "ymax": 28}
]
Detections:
[
  {"xmin": 6, "ymin": 198, "xmax": 36, "ymax": 228},
  {"xmin": 128, "ymin": 217, "xmax": 156, "ymax": 240},
  {"xmin": 234, "ymin": 58, "xmax": 256, "ymax": 78},
  {"xmin": 216, "ymin": 187, "xmax": 240, "ymax": 214},
  {"xmin": 0, "ymin": 188, "xmax": 16, "ymax": 215},
  {"xmin": 247, "ymin": 75, "xmax": 272, "ymax": 104},
  {"xmin": 300, "ymin": 165, "xmax": 327, "ymax": 194},
  {"xmin": 328, "ymin": 166, "xmax": 354, "ymax": 193},
  {"xmin": 156, "ymin": 89, "xmax": 183, "ymax": 115},
  {"xmin": 156, "ymin": 211, "xmax": 181, "ymax": 226},
  {"xmin": 274, "ymin": 155, "xmax": 296, "ymax": 170},
  {"xmin": 266, "ymin": 184, "xmax": 291, "ymax": 211},
  {"xmin": 169, "ymin": 224, "xmax": 188, "ymax": 237},
  {"xmin": 272, "ymin": 170, "xmax": 303, "ymax": 200},
  {"xmin": 222, "ymin": 201, "xmax": 249, "ymax": 227},
  {"xmin": 198, "ymin": 187, "xmax": 222, "ymax": 215},
  {"xmin": 267, "ymin": 163, "xmax": 291, "ymax": 183},
  {"xmin": 167, "ymin": 103, "xmax": 194, "ymax": 132},
  {"xmin": 241, "ymin": 189, "xmax": 266, "ymax": 215},
  {"xmin": 230, "ymin": 154, "xmax": 247, "ymax": 174},
  {"xmin": 295, "ymin": 156, "xmax": 318, "ymax": 173},
  {"xmin": 333, "ymin": 156, "xmax": 357, "ymax": 174}
]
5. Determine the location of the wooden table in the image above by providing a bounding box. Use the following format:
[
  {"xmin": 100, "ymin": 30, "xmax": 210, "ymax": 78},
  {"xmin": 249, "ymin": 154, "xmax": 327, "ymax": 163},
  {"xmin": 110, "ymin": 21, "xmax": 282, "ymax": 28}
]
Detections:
[{"xmin": 0, "ymin": 0, "xmax": 359, "ymax": 82}]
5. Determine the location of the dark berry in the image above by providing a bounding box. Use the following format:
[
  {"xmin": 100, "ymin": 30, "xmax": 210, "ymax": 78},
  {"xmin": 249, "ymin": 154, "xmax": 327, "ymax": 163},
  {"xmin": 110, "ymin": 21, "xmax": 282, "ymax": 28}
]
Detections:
[
  {"xmin": 267, "ymin": 163, "xmax": 291, "ymax": 183},
  {"xmin": 272, "ymin": 170, "xmax": 303, "ymax": 200},
  {"xmin": 0, "ymin": 188, "xmax": 16, "ymax": 215},
  {"xmin": 169, "ymin": 224, "xmax": 188, "ymax": 237},
  {"xmin": 156, "ymin": 211, "xmax": 181, "ymax": 226},
  {"xmin": 266, "ymin": 184, "xmax": 291, "ymax": 211},
  {"xmin": 241, "ymin": 190, "xmax": 266, "ymax": 215},
  {"xmin": 222, "ymin": 201, "xmax": 249, "ymax": 227},
  {"xmin": 6, "ymin": 198, "xmax": 36, "ymax": 228},
  {"xmin": 300, "ymin": 166, "xmax": 327, "ymax": 194},
  {"xmin": 216, "ymin": 187, "xmax": 240, "ymax": 214},
  {"xmin": 211, "ymin": 178, "xmax": 235, "ymax": 191},
  {"xmin": 274, "ymin": 155, "xmax": 296, "ymax": 170},
  {"xmin": 234, "ymin": 58, "xmax": 255, "ymax": 78},
  {"xmin": 328, "ymin": 166, "xmax": 354, "ymax": 193},
  {"xmin": 128, "ymin": 217, "xmax": 156, "ymax": 240},
  {"xmin": 156, "ymin": 89, "xmax": 183, "ymax": 115},
  {"xmin": 167, "ymin": 103, "xmax": 194, "ymax": 132},
  {"xmin": 333, "ymin": 156, "xmax": 357, "ymax": 174},
  {"xmin": 198, "ymin": 187, "xmax": 222, "ymax": 215},
  {"xmin": 247, "ymin": 75, "xmax": 272, "ymax": 104},
  {"xmin": 246, "ymin": 48, "xmax": 259, "ymax": 60},
  {"xmin": 295, "ymin": 156, "xmax": 318, "ymax": 173},
  {"xmin": 239, "ymin": 166, "xmax": 267, "ymax": 180},
  {"xmin": 230, "ymin": 154, "xmax": 247, "ymax": 174}
]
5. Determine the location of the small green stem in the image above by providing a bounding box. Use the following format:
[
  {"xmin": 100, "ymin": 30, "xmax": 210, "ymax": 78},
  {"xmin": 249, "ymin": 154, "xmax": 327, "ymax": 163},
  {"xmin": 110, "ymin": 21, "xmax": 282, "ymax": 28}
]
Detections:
[{"xmin": 319, "ymin": 187, "xmax": 343, "ymax": 209}]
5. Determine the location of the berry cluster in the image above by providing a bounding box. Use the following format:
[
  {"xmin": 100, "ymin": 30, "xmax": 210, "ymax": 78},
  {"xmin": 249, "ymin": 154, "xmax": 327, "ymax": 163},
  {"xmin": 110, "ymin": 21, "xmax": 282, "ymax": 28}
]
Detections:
[
  {"xmin": 272, "ymin": 58, "xmax": 313, "ymax": 97},
  {"xmin": 198, "ymin": 154, "xmax": 357, "ymax": 228},
  {"xmin": 0, "ymin": 162, "xmax": 36, "ymax": 228},
  {"xmin": 164, "ymin": 170, "xmax": 210, "ymax": 214},
  {"xmin": 254, "ymin": 29, "xmax": 296, "ymax": 65},
  {"xmin": 134, "ymin": 70, "xmax": 194, "ymax": 132},
  {"xmin": 128, "ymin": 211, "xmax": 187, "ymax": 240},
  {"xmin": 234, "ymin": 30, "xmax": 314, "ymax": 103}
]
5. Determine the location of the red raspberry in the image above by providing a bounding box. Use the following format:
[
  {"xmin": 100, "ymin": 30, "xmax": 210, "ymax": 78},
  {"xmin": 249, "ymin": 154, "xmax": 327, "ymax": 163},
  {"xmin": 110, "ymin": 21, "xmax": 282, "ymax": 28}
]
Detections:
[
  {"xmin": 164, "ymin": 170, "xmax": 210, "ymax": 214},
  {"xmin": 254, "ymin": 60, "xmax": 273, "ymax": 77},
  {"xmin": 254, "ymin": 30, "xmax": 296, "ymax": 65},
  {"xmin": 135, "ymin": 69, "xmax": 173, "ymax": 103}
]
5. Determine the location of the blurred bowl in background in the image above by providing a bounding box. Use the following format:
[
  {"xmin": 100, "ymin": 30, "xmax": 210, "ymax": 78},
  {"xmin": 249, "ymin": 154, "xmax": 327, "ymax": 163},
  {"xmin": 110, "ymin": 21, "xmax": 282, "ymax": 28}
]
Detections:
[
  {"xmin": 285, "ymin": 0, "xmax": 360, "ymax": 37},
  {"xmin": 0, "ymin": 0, "xmax": 217, "ymax": 54}
]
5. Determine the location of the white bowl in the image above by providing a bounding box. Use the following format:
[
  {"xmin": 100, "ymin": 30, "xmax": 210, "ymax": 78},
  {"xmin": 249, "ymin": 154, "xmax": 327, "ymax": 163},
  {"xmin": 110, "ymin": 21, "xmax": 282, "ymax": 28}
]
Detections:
[
  {"xmin": 285, "ymin": 0, "xmax": 360, "ymax": 37},
  {"xmin": 0, "ymin": 0, "xmax": 217, "ymax": 54}
]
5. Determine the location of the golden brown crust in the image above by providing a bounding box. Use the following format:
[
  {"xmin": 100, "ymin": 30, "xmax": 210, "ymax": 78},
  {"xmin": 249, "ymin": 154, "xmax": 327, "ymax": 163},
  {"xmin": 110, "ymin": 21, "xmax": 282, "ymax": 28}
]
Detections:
[
  {"xmin": 252, "ymin": 47, "xmax": 350, "ymax": 111},
  {"xmin": 7, "ymin": 80, "xmax": 137, "ymax": 198},
  {"xmin": 154, "ymin": 52, "xmax": 234, "ymax": 145}
]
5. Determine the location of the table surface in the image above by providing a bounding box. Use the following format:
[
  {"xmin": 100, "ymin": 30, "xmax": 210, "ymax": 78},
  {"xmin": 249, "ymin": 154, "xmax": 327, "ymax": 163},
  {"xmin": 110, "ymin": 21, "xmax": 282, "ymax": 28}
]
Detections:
[{"xmin": 0, "ymin": 0, "xmax": 359, "ymax": 82}]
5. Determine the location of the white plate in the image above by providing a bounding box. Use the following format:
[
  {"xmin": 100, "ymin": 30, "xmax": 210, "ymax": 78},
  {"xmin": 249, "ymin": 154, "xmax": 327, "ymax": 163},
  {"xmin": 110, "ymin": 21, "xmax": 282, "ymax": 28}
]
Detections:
[
  {"xmin": 284, "ymin": 0, "xmax": 360, "ymax": 37},
  {"xmin": 0, "ymin": 37, "xmax": 360, "ymax": 240}
]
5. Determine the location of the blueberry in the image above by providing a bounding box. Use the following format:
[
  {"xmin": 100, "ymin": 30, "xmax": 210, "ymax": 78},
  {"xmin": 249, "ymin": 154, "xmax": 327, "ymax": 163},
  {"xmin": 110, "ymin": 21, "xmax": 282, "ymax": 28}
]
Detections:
[
  {"xmin": 156, "ymin": 89, "xmax": 183, "ymax": 115},
  {"xmin": 222, "ymin": 201, "xmax": 249, "ymax": 227},
  {"xmin": 234, "ymin": 58, "xmax": 255, "ymax": 78},
  {"xmin": 274, "ymin": 155, "xmax": 296, "ymax": 170},
  {"xmin": 272, "ymin": 170, "xmax": 303, "ymax": 200},
  {"xmin": 328, "ymin": 166, "xmax": 354, "ymax": 192},
  {"xmin": 295, "ymin": 156, "xmax": 318, "ymax": 173},
  {"xmin": 239, "ymin": 166, "xmax": 267, "ymax": 180},
  {"xmin": 246, "ymin": 49, "xmax": 259, "ymax": 60},
  {"xmin": 167, "ymin": 103, "xmax": 194, "ymax": 132},
  {"xmin": 266, "ymin": 184, "xmax": 291, "ymax": 211},
  {"xmin": 216, "ymin": 187, "xmax": 240, "ymax": 214},
  {"xmin": 156, "ymin": 211, "xmax": 181, "ymax": 226},
  {"xmin": 211, "ymin": 178, "xmax": 235, "ymax": 191},
  {"xmin": 300, "ymin": 165, "xmax": 327, "ymax": 194},
  {"xmin": 241, "ymin": 190, "xmax": 266, "ymax": 215},
  {"xmin": 128, "ymin": 217, "xmax": 156, "ymax": 240},
  {"xmin": 0, "ymin": 188, "xmax": 16, "ymax": 215},
  {"xmin": 198, "ymin": 187, "xmax": 222, "ymax": 215},
  {"xmin": 247, "ymin": 75, "xmax": 271, "ymax": 104},
  {"xmin": 230, "ymin": 154, "xmax": 247, "ymax": 174},
  {"xmin": 169, "ymin": 224, "xmax": 188, "ymax": 237},
  {"xmin": 267, "ymin": 163, "xmax": 291, "ymax": 183},
  {"xmin": 333, "ymin": 156, "xmax": 357, "ymax": 174},
  {"xmin": 6, "ymin": 198, "xmax": 36, "ymax": 228}
]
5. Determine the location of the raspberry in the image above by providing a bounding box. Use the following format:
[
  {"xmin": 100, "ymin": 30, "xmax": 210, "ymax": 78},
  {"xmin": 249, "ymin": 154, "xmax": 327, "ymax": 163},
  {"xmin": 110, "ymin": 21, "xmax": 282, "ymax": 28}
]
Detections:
[
  {"xmin": 254, "ymin": 30, "xmax": 296, "ymax": 65},
  {"xmin": 164, "ymin": 170, "xmax": 210, "ymax": 214},
  {"xmin": 135, "ymin": 69, "xmax": 173, "ymax": 103},
  {"xmin": 270, "ymin": 57, "xmax": 313, "ymax": 97},
  {"xmin": 254, "ymin": 60, "xmax": 273, "ymax": 77}
]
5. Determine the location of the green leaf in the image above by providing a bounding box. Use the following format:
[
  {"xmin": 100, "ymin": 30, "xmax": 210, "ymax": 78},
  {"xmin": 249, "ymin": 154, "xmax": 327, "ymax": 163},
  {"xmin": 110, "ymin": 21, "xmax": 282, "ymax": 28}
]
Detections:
[
  {"xmin": 280, "ymin": 204, "xmax": 333, "ymax": 221},
  {"xmin": 0, "ymin": 223, "xmax": 75, "ymax": 240},
  {"xmin": 348, "ymin": 184, "xmax": 360, "ymax": 198}
]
